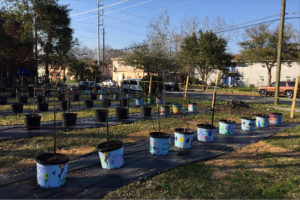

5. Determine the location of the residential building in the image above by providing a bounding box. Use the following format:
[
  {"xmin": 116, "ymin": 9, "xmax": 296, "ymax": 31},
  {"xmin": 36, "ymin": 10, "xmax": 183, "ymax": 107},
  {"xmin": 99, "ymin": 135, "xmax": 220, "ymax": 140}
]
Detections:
[{"xmin": 194, "ymin": 61, "xmax": 300, "ymax": 87}]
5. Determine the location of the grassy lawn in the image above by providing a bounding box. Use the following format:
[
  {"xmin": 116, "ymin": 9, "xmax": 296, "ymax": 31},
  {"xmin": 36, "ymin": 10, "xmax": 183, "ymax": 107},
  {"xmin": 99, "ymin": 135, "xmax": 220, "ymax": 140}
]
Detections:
[{"xmin": 103, "ymin": 125, "xmax": 300, "ymax": 199}]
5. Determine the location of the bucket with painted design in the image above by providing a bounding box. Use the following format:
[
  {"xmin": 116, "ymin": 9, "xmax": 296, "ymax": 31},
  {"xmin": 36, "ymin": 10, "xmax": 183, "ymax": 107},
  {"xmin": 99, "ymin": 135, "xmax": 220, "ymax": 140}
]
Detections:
[
  {"xmin": 147, "ymin": 98, "xmax": 155, "ymax": 105},
  {"xmin": 188, "ymin": 103, "xmax": 197, "ymax": 112},
  {"xmin": 98, "ymin": 90, "xmax": 102, "ymax": 94},
  {"xmin": 126, "ymin": 94, "xmax": 132, "ymax": 99},
  {"xmin": 149, "ymin": 132, "xmax": 171, "ymax": 155},
  {"xmin": 197, "ymin": 124, "xmax": 215, "ymax": 142},
  {"xmin": 99, "ymin": 94, "xmax": 106, "ymax": 100},
  {"xmin": 97, "ymin": 141, "xmax": 124, "ymax": 170},
  {"xmin": 160, "ymin": 106, "xmax": 170, "ymax": 116},
  {"xmin": 255, "ymin": 114, "xmax": 269, "ymax": 127},
  {"xmin": 36, "ymin": 153, "xmax": 70, "ymax": 188},
  {"xmin": 241, "ymin": 117, "xmax": 256, "ymax": 131},
  {"xmin": 268, "ymin": 113, "xmax": 282, "ymax": 124},
  {"xmin": 156, "ymin": 97, "xmax": 163, "ymax": 104},
  {"xmin": 219, "ymin": 120, "xmax": 236, "ymax": 135},
  {"xmin": 174, "ymin": 128, "xmax": 195, "ymax": 149},
  {"xmin": 172, "ymin": 104, "xmax": 182, "ymax": 114},
  {"xmin": 135, "ymin": 98, "xmax": 143, "ymax": 106}
]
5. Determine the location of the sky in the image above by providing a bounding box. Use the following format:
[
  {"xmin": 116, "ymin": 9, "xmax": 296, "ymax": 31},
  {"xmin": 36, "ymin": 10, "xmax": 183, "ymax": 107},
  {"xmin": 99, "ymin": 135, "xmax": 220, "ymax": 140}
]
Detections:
[{"xmin": 58, "ymin": 0, "xmax": 300, "ymax": 55}]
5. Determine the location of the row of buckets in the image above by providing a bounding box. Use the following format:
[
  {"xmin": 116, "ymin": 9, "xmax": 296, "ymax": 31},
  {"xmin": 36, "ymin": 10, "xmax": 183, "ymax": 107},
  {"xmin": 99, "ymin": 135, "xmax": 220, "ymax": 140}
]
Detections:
[{"xmin": 35, "ymin": 104, "xmax": 282, "ymax": 189}]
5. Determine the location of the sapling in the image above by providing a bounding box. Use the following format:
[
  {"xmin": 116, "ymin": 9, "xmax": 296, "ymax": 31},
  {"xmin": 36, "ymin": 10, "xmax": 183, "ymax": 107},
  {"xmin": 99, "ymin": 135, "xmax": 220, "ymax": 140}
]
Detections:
[
  {"xmin": 105, "ymin": 85, "xmax": 109, "ymax": 142},
  {"xmin": 227, "ymin": 88, "xmax": 234, "ymax": 122},
  {"xmin": 262, "ymin": 90, "xmax": 267, "ymax": 116},
  {"xmin": 249, "ymin": 89, "xmax": 255, "ymax": 119},
  {"xmin": 53, "ymin": 95, "xmax": 57, "ymax": 160}
]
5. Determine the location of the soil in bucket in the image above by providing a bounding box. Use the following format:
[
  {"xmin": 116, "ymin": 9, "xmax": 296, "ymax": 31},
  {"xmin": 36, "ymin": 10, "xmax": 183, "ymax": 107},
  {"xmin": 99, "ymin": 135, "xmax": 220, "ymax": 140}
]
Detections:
[
  {"xmin": 141, "ymin": 106, "xmax": 152, "ymax": 118},
  {"xmin": 24, "ymin": 114, "xmax": 41, "ymax": 130},
  {"xmin": 36, "ymin": 153, "xmax": 70, "ymax": 188},
  {"xmin": 0, "ymin": 96, "xmax": 7, "ymax": 105},
  {"xmin": 219, "ymin": 120, "xmax": 236, "ymax": 135},
  {"xmin": 241, "ymin": 117, "xmax": 256, "ymax": 131},
  {"xmin": 255, "ymin": 114, "xmax": 270, "ymax": 127},
  {"xmin": 174, "ymin": 128, "xmax": 195, "ymax": 149},
  {"xmin": 18, "ymin": 96, "xmax": 28, "ymax": 104},
  {"xmin": 149, "ymin": 132, "xmax": 171, "ymax": 155},
  {"xmin": 116, "ymin": 107, "xmax": 128, "ymax": 120},
  {"xmin": 120, "ymin": 98, "xmax": 128, "ymax": 107},
  {"xmin": 97, "ymin": 141, "xmax": 124, "ymax": 170},
  {"xmin": 60, "ymin": 100, "xmax": 68, "ymax": 111},
  {"xmin": 84, "ymin": 99, "xmax": 93, "ymax": 108},
  {"xmin": 73, "ymin": 94, "xmax": 80, "ymax": 101},
  {"xmin": 11, "ymin": 103, "xmax": 23, "ymax": 113},
  {"xmin": 38, "ymin": 102, "xmax": 49, "ymax": 112},
  {"xmin": 95, "ymin": 109, "xmax": 108, "ymax": 122},
  {"xmin": 197, "ymin": 124, "xmax": 215, "ymax": 142},
  {"xmin": 61, "ymin": 113, "xmax": 77, "ymax": 126}
]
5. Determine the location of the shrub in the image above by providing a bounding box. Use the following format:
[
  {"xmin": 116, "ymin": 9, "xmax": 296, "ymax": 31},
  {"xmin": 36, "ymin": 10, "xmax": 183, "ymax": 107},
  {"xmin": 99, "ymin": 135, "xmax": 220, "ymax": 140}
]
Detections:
[{"xmin": 250, "ymin": 84, "xmax": 255, "ymax": 87}]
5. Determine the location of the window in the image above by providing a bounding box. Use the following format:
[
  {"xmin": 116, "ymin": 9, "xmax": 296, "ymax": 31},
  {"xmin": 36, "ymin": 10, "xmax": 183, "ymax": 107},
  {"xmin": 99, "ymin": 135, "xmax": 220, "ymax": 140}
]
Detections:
[
  {"xmin": 130, "ymin": 80, "xmax": 137, "ymax": 85},
  {"xmin": 128, "ymin": 65, "xmax": 131, "ymax": 68},
  {"xmin": 259, "ymin": 75, "xmax": 265, "ymax": 81},
  {"xmin": 270, "ymin": 82, "xmax": 276, "ymax": 87},
  {"xmin": 261, "ymin": 63, "xmax": 266, "ymax": 68},
  {"xmin": 123, "ymin": 80, "xmax": 129, "ymax": 84},
  {"xmin": 280, "ymin": 82, "xmax": 286, "ymax": 86},
  {"xmin": 115, "ymin": 61, "xmax": 118, "ymax": 68},
  {"xmin": 241, "ymin": 75, "xmax": 245, "ymax": 80},
  {"xmin": 286, "ymin": 76, "xmax": 292, "ymax": 81},
  {"xmin": 121, "ymin": 62, "xmax": 124, "ymax": 68},
  {"xmin": 287, "ymin": 62, "xmax": 292, "ymax": 68}
]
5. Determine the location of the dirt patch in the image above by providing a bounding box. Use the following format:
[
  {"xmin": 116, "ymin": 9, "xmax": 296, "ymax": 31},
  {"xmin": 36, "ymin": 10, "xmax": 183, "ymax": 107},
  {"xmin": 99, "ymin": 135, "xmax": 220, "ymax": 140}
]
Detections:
[{"xmin": 205, "ymin": 141, "xmax": 299, "ymax": 180}]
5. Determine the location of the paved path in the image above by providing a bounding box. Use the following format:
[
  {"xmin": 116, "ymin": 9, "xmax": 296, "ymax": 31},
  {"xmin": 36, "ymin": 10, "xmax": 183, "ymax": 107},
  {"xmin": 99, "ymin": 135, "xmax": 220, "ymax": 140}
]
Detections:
[{"xmin": 0, "ymin": 122, "xmax": 297, "ymax": 199}]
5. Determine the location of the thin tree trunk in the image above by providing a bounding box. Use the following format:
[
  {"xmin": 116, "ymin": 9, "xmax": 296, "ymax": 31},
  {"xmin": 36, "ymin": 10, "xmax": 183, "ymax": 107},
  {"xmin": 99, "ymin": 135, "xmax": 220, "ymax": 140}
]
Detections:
[{"xmin": 268, "ymin": 68, "xmax": 272, "ymax": 86}]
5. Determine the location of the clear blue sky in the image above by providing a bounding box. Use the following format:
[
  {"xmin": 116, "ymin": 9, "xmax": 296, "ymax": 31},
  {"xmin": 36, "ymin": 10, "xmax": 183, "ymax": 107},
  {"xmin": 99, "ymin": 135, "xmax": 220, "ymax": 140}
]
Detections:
[{"xmin": 59, "ymin": 0, "xmax": 300, "ymax": 54}]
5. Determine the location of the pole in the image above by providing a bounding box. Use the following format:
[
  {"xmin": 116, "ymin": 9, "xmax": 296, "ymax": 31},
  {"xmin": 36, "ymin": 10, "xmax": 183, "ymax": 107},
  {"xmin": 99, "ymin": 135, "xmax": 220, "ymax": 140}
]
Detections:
[
  {"xmin": 53, "ymin": 95, "xmax": 56, "ymax": 160},
  {"xmin": 290, "ymin": 76, "xmax": 299, "ymax": 118},
  {"xmin": 148, "ymin": 75, "xmax": 152, "ymax": 98},
  {"xmin": 184, "ymin": 76, "xmax": 189, "ymax": 102},
  {"xmin": 97, "ymin": 0, "xmax": 104, "ymax": 72},
  {"xmin": 274, "ymin": 0, "xmax": 286, "ymax": 105},
  {"xmin": 211, "ymin": 73, "xmax": 219, "ymax": 125},
  {"xmin": 103, "ymin": 28, "xmax": 106, "ymax": 79}
]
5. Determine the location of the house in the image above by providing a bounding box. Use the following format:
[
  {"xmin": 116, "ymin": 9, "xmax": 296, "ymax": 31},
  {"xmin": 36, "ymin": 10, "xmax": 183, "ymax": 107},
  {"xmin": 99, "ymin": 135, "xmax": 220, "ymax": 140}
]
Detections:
[{"xmin": 194, "ymin": 61, "xmax": 300, "ymax": 87}]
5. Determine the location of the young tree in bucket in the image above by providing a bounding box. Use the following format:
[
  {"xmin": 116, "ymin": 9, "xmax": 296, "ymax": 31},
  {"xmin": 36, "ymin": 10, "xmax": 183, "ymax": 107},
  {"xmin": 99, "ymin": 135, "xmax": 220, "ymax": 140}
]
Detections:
[
  {"xmin": 227, "ymin": 88, "xmax": 234, "ymax": 122},
  {"xmin": 249, "ymin": 89, "xmax": 255, "ymax": 119}
]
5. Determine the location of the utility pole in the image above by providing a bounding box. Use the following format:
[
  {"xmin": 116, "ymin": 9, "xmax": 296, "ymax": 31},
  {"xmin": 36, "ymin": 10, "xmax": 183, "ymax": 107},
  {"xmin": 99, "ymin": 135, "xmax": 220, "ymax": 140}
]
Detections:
[
  {"xmin": 97, "ymin": 0, "xmax": 104, "ymax": 73},
  {"xmin": 103, "ymin": 28, "xmax": 105, "ymax": 79},
  {"xmin": 274, "ymin": 0, "xmax": 286, "ymax": 105}
]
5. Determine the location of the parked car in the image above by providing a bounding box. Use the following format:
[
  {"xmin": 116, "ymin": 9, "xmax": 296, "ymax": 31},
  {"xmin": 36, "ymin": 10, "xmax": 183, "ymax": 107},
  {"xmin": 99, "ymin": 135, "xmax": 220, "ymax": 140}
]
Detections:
[
  {"xmin": 258, "ymin": 81, "xmax": 300, "ymax": 98},
  {"xmin": 79, "ymin": 81, "xmax": 101, "ymax": 90},
  {"xmin": 164, "ymin": 81, "xmax": 179, "ymax": 91},
  {"xmin": 102, "ymin": 80, "xmax": 118, "ymax": 87},
  {"xmin": 121, "ymin": 79, "xmax": 142, "ymax": 94}
]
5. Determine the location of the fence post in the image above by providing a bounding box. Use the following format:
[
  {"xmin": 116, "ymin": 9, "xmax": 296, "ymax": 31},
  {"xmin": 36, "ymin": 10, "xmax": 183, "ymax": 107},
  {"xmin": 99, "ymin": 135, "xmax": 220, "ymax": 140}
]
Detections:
[
  {"xmin": 211, "ymin": 73, "xmax": 219, "ymax": 109},
  {"xmin": 290, "ymin": 76, "xmax": 299, "ymax": 118}
]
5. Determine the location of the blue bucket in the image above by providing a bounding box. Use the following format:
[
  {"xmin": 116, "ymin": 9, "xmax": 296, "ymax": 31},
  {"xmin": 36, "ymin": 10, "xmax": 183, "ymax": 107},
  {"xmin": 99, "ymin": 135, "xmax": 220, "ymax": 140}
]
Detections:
[
  {"xmin": 97, "ymin": 141, "xmax": 124, "ymax": 170},
  {"xmin": 197, "ymin": 124, "xmax": 215, "ymax": 142},
  {"xmin": 268, "ymin": 113, "xmax": 282, "ymax": 124},
  {"xmin": 174, "ymin": 128, "xmax": 195, "ymax": 149},
  {"xmin": 98, "ymin": 90, "xmax": 102, "ymax": 94},
  {"xmin": 241, "ymin": 117, "xmax": 256, "ymax": 131},
  {"xmin": 188, "ymin": 103, "xmax": 197, "ymax": 112},
  {"xmin": 135, "ymin": 98, "xmax": 143, "ymax": 106},
  {"xmin": 36, "ymin": 153, "xmax": 70, "ymax": 188},
  {"xmin": 149, "ymin": 132, "xmax": 171, "ymax": 155},
  {"xmin": 219, "ymin": 120, "xmax": 236, "ymax": 135},
  {"xmin": 255, "ymin": 115, "xmax": 269, "ymax": 127}
]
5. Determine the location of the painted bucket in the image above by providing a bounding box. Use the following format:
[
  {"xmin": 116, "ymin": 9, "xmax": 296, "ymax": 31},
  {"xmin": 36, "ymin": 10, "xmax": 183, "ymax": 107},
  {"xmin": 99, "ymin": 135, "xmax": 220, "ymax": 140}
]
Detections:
[
  {"xmin": 174, "ymin": 128, "xmax": 195, "ymax": 149},
  {"xmin": 172, "ymin": 104, "xmax": 182, "ymax": 114},
  {"xmin": 85, "ymin": 90, "xmax": 90, "ymax": 94},
  {"xmin": 219, "ymin": 120, "xmax": 236, "ymax": 135},
  {"xmin": 36, "ymin": 153, "xmax": 70, "ymax": 188},
  {"xmin": 126, "ymin": 94, "xmax": 132, "ymax": 99},
  {"xmin": 98, "ymin": 90, "xmax": 102, "ymax": 94},
  {"xmin": 255, "ymin": 115, "xmax": 269, "ymax": 127},
  {"xmin": 156, "ymin": 97, "xmax": 163, "ymax": 104},
  {"xmin": 43, "ymin": 85, "xmax": 48, "ymax": 91},
  {"xmin": 97, "ymin": 141, "xmax": 124, "ymax": 170},
  {"xmin": 268, "ymin": 113, "xmax": 282, "ymax": 124},
  {"xmin": 188, "ymin": 103, "xmax": 197, "ymax": 112},
  {"xmin": 99, "ymin": 94, "xmax": 106, "ymax": 100},
  {"xmin": 149, "ymin": 132, "xmax": 171, "ymax": 155},
  {"xmin": 160, "ymin": 106, "xmax": 170, "ymax": 116},
  {"xmin": 58, "ymin": 87, "xmax": 63, "ymax": 91},
  {"xmin": 147, "ymin": 98, "xmax": 155, "ymax": 105},
  {"xmin": 197, "ymin": 124, "xmax": 215, "ymax": 142},
  {"xmin": 72, "ymin": 89, "xmax": 78, "ymax": 95},
  {"xmin": 241, "ymin": 117, "xmax": 256, "ymax": 131},
  {"xmin": 136, "ymin": 98, "xmax": 143, "ymax": 106}
]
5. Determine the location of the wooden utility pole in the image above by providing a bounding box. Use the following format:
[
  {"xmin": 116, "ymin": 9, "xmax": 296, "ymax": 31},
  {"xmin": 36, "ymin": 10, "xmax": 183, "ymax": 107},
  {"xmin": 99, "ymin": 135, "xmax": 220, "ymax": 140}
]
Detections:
[
  {"xmin": 102, "ymin": 28, "xmax": 105, "ymax": 80},
  {"xmin": 274, "ymin": 0, "xmax": 286, "ymax": 105},
  {"xmin": 290, "ymin": 76, "xmax": 299, "ymax": 118}
]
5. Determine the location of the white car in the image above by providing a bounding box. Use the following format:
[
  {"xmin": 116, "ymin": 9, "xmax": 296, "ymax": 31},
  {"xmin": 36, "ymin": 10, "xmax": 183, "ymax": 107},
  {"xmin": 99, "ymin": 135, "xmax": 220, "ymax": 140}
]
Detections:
[{"xmin": 102, "ymin": 80, "xmax": 118, "ymax": 87}]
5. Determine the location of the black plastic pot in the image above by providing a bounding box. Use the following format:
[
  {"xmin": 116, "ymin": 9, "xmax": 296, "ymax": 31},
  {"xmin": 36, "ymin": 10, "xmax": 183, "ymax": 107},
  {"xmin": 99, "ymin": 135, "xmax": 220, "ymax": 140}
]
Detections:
[
  {"xmin": 102, "ymin": 99, "xmax": 111, "ymax": 107},
  {"xmin": 18, "ymin": 96, "xmax": 28, "ymax": 104},
  {"xmin": 116, "ymin": 107, "xmax": 128, "ymax": 120},
  {"xmin": 44, "ymin": 90, "xmax": 51, "ymax": 96},
  {"xmin": 58, "ymin": 94, "xmax": 65, "ymax": 101},
  {"xmin": 24, "ymin": 114, "xmax": 41, "ymax": 130},
  {"xmin": 90, "ymin": 93, "xmax": 97, "ymax": 100},
  {"xmin": 0, "ymin": 96, "xmax": 7, "ymax": 105},
  {"xmin": 29, "ymin": 91, "xmax": 36, "ymax": 97},
  {"xmin": 95, "ymin": 109, "xmax": 108, "ymax": 122},
  {"xmin": 11, "ymin": 92, "xmax": 16, "ymax": 97},
  {"xmin": 120, "ymin": 98, "xmax": 128, "ymax": 107},
  {"xmin": 141, "ymin": 106, "xmax": 152, "ymax": 118},
  {"xmin": 28, "ymin": 86, "xmax": 34, "ymax": 91},
  {"xmin": 114, "ymin": 94, "xmax": 119, "ymax": 100},
  {"xmin": 11, "ymin": 103, "xmax": 23, "ymax": 113},
  {"xmin": 37, "ymin": 95, "xmax": 44, "ymax": 103},
  {"xmin": 84, "ymin": 99, "xmax": 94, "ymax": 108},
  {"xmin": 73, "ymin": 94, "xmax": 80, "ymax": 101},
  {"xmin": 60, "ymin": 100, "xmax": 68, "ymax": 111},
  {"xmin": 38, "ymin": 102, "xmax": 49, "ymax": 112},
  {"xmin": 61, "ymin": 113, "xmax": 77, "ymax": 126},
  {"xmin": 0, "ymin": 87, "xmax": 5, "ymax": 92}
]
